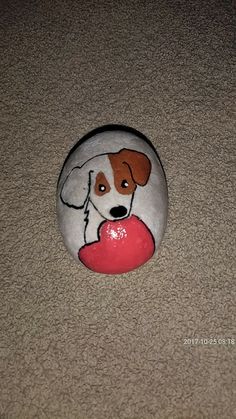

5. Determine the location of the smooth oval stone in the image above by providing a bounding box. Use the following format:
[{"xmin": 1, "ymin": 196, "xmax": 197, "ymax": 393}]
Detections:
[{"xmin": 56, "ymin": 125, "xmax": 168, "ymax": 274}]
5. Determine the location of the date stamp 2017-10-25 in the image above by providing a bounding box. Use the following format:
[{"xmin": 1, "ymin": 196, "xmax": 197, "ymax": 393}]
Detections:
[{"xmin": 183, "ymin": 337, "xmax": 235, "ymax": 346}]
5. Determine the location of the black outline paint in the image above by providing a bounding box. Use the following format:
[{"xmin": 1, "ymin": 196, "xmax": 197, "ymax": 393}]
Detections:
[
  {"xmin": 57, "ymin": 124, "xmax": 167, "ymax": 187},
  {"xmin": 60, "ymin": 169, "xmax": 94, "ymax": 210},
  {"xmin": 60, "ymin": 148, "xmax": 150, "ymax": 207},
  {"xmin": 60, "ymin": 147, "xmax": 154, "ymax": 250},
  {"xmin": 89, "ymin": 192, "xmax": 135, "ymax": 222},
  {"xmin": 57, "ymin": 124, "xmax": 168, "ymax": 271}
]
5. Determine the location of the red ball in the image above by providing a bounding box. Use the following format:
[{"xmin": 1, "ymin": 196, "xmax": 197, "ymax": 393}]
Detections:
[{"xmin": 78, "ymin": 215, "xmax": 155, "ymax": 274}]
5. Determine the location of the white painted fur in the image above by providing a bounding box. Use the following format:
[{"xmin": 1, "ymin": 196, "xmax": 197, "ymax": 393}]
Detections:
[
  {"xmin": 57, "ymin": 131, "xmax": 168, "ymax": 260},
  {"xmin": 61, "ymin": 155, "xmax": 134, "ymax": 244}
]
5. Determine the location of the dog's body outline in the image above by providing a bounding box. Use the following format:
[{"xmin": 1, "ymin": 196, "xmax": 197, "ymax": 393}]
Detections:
[{"xmin": 60, "ymin": 148, "xmax": 152, "ymax": 246}]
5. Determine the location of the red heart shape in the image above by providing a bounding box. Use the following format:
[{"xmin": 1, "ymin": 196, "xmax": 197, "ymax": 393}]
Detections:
[{"xmin": 78, "ymin": 215, "xmax": 155, "ymax": 274}]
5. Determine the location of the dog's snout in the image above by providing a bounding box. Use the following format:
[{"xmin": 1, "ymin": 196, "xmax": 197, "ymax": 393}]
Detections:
[{"xmin": 110, "ymin": 206, "xmax": 127, "ymax": 218}]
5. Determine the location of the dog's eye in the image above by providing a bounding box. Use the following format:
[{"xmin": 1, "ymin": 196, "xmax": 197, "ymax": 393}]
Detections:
[
  {"xmin": 98, "ymin": 184, "xmax": 106, "ymax": 192},
  {"xmin": 121, "ymin": 180, "xmax": 129, "ymax": 188}
]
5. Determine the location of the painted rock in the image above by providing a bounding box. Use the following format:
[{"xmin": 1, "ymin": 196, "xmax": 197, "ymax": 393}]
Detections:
[{"xmin": 56, "ymin": 125, "xmax": 168, "ymax": 274}]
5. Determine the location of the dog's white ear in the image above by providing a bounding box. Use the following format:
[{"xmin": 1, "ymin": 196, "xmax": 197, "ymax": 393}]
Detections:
[{"xmin": 60, "ymin": 166, "xmax": 90, "ymax": 209}]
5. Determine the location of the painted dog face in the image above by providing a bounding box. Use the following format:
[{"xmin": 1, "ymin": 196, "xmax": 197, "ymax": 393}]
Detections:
[{"xmin": 61, "ymin": 148, "xmax": 151, "ymax": 221}]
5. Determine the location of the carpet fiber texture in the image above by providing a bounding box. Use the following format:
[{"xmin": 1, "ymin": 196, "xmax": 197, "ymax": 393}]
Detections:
[{"xmin": 1, "ymin": 1, "xmax": 235, "ymax": 418}]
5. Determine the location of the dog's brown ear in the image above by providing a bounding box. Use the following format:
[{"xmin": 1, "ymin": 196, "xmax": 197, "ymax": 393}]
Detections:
[{"xmin": 118, "ymin": 148, "xmax": 151, "ymax": 186}]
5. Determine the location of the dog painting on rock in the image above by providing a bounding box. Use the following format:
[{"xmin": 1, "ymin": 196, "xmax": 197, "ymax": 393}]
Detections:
[{"xmin": 57, "ymin": 126, "xmax": 168, "ymax": 274}]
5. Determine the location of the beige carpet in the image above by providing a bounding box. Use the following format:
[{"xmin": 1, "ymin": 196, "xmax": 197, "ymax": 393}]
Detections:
[{"xmin": 1, "ymin": 1, "xmax": 235, "ymax": 418}]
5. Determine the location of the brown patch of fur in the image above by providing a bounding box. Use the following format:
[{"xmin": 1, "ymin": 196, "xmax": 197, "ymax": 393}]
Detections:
[
  {"xmin": 94, "ymin": 172, "xmax": 111, "ymax": 196},
  {"xmin": 108, "ymin": 149, "xmax": 151, "ymax": 195}
]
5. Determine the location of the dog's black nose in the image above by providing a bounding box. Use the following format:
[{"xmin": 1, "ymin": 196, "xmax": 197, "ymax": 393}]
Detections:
[{"xmin": 110, "ymin": 206, "xmax": 127, "ymax": 218}]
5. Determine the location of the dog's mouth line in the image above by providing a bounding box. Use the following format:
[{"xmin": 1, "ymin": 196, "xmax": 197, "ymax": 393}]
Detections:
[
  {"xmin": 105, "ymin": 213, "xmax": 129, "ymax": 221},
  {"xmin": 89, "ymin": 200, "xmax": 131, "ymax": 221},
  {"xmin": 111, "ymin": 215, "xmax": 128, "ymax": 220}
]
